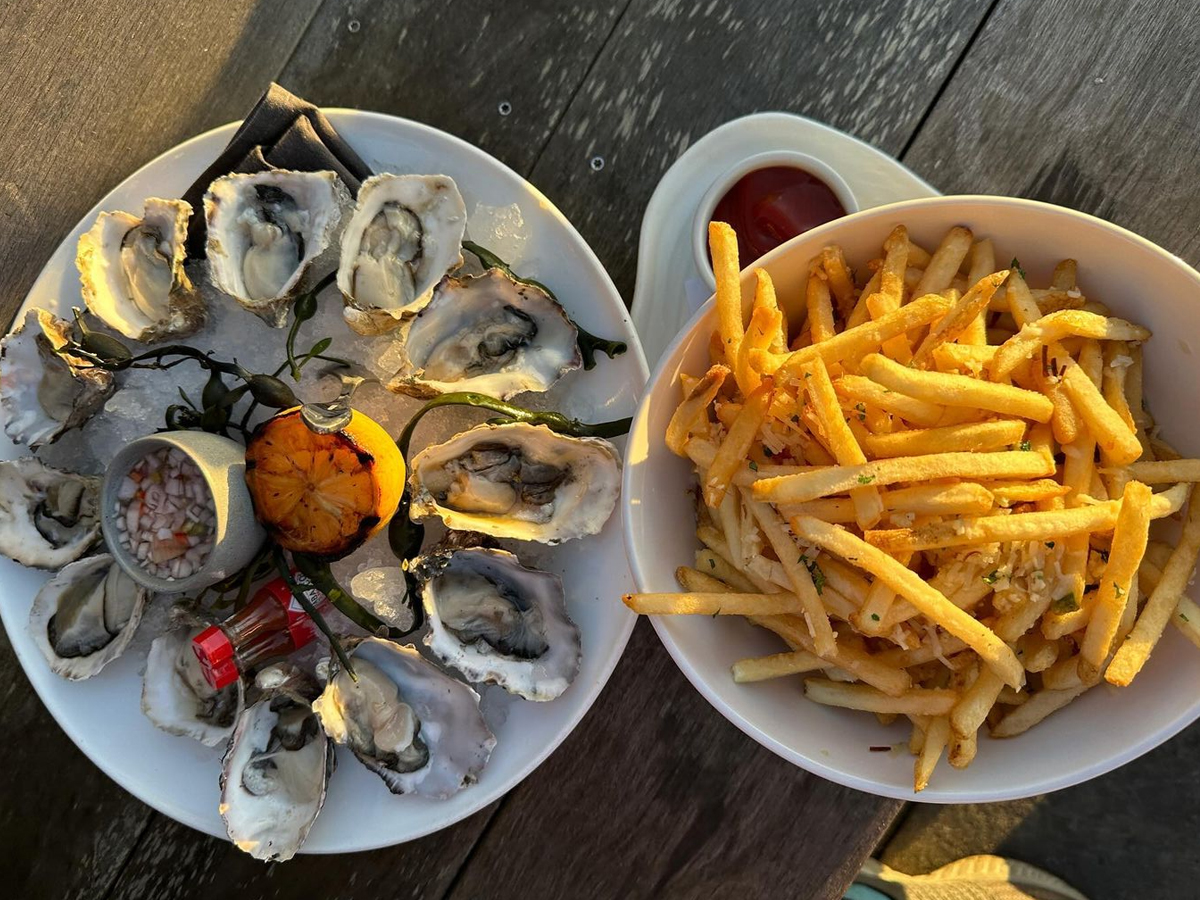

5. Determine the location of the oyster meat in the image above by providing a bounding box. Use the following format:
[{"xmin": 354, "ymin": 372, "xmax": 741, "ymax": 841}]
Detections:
[
  {"xmin": 337, "ymin": 173, "xmax": 467, "ymax": 334},
  {"xmin": 386, "ymin": 268, "xmax": 581, "ymax": 399},
  {"xmin": 0, "ymin": 458, "xmax": 100, "ymax": 568},
  {"xmin": 312, "ymin": 638, "xmax": 495, "ymax": 798},
  {"xmin": 142, "ymin": 608, "xmax": 244, "ymax": 746},
  {"xmin": 415, "ymin": 547, "xmax": 581, "ymax": 701},
  {"xmin": 220, "ymin": 666, "xmax": 333, "ymax": 862},
  {"xmin": 0, "ymin": 308, "xmax": 115, "ymax": 448},
  {"xmin": 408, "ymin": 422, "xmax": 621, "ymax": 543},
  {"xmin": 27, "ymin": 554, "xmax": 149, "ymax": 680},
  {"xmin": 76, "ymin": 198, "xmax": 205, "ymax": 341},
  {"xmin": 205, "ymin": 170, "xmax": 350, "ymax": 327}
]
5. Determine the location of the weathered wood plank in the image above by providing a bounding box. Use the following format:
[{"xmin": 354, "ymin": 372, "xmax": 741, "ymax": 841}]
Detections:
[
  {"xmin": 0, "ymin": 0, "xmax": 324, "ymax": 328},
  {"xmin": 276, "ymin": 0, "xmax": 633, "ymax": 177},
  {"xmin": 448, "ymin": 621, "xmax": 902, "ymax": 900},
  {"xmin": 524, "ymin": 0, "xmax": 995, "ymax": 302}
]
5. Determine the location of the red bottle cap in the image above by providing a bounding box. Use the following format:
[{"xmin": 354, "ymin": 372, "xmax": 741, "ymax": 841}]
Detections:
[{"xmin": 192, "ymin": 625, "xmax": 239, "ymax": 689}]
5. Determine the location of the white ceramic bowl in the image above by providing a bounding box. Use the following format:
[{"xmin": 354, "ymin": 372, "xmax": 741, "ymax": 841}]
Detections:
[
  {"xmin": 624, "ymin": 194, "xmax": 1200, "ymax": 802},
  {"xmin": 691, "ymin": 149, "xmax": 858, "ymax": 291}
]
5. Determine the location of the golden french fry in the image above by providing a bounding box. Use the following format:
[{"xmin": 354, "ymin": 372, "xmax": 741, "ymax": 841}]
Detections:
[
  {"xmin": 1124, "ymin": 459, "xmax": 1200, "ymax": 483},
  {"xmin": 1108, "ymin": 484, "xmax": 1200, "ymax": 685},
  {"xmin": 803, "ymin": 679, "xmax": 958, "ymax": 716},
  {"xmin": 914, "ymin": 715, "xmax": 950, "ymax": 791},
  {"xmin": 732, "ymin": 650, "xmax": 826, "ymax": 682},
  {"xmin": 665, "ymin": 364, "xmax": 728, "ymax": 455},
  {"xmin": 703, "ymin": 379, "xmax": 772, "ymax": 508},
  {"xmin": 820, "ymin": 245, "xmax": 858, "ymax": 321},
  {"xmin": 623, "ymin": 591, "xmax": 809, "ymax": 616},
  {"xmin": 1060, "ymin": 364, "xmax": 1143, "ymax": 466},
  {"xmin": 863, "ymin": 352, "xmax": 1054, "ymax": 422},
  {"xmin": 1041, "ymin": 589, "xmax": 1096, "ymax": 641},
  {"xmin": 709, "ymin": 221, "xmax": 744, "ymax": 360},
  {"xmin": 1102, "ymin": 342, "xmax": 1137, "ymax": 431},
  {"xmin": 788, "ymin": 515, "xmax": 1025, "ymax": 688},
  {"xmin": 989, "ymin": 311, "xmax": 1150, "ymax": 382},
  {"xmin": 912, "ymin": 270, "xmax": 1009, "ymax": 365},
  {"xmin": 930, "ymin": 343, "xmax": 998, "ymax": 374},
  {"xmin": 836, "ymin": 374, "xmax": 946, "ymax": 427},
  {"xmin": 984, "ymin": 479, "xmax": 1071, "ymax": 505},
  {"xmin": 990, "ymin": 685, "xmax": 1090, "ymax": 738},
  {"xmin": 912, "ymin": 226, "xmax": 973, "ymax": 297},
  {"xmin": 863, "ymin": 420, "xmax": 1027, "ymax": 458},
  {"xmin": 950, "ymin": 667, "xmax": 1005, "ymax": 738},
  {"xmin": 754, "ymin": 614, "xmax": 911, "ymax": 696},
  {"xmin": 1052, "ymin": 258, "xmax": 1078, "ymax": 289},
  {"xmin": 806, "ymin": 259, "xmax": 837, "ymax": 343},
  {"xmin": 752, "ymin": 265, "xmax": 788, "ymax": 352},
  {"xmin": 735, "ymin": 300, "xmax": 782, "ymax": 396},
  {"xmin": 1019, "ymin": 631, "xmax": 1061, "ymax": 673},
  {"xmin": 754, "ymin": 450, "xmax": 1053, "ymax": 505},
  {"xmin": 689, "ymin": 553, "xmax": 757, "ymax": 593}
]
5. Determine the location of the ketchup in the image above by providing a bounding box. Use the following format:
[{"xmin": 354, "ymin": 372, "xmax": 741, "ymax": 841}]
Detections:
[
  {"xmin": 711, "ymin": 166, "xmax": 847, "ymax": 263},
  {"xmin": 192, "ymin": 576, "xmax": 331, "ymax": 689}
]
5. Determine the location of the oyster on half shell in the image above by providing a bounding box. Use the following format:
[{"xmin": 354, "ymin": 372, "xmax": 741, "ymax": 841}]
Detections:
[
  {"xmin": 0, "ymin": 308, "xmax": 115, "ymax": 448},
  {"xmin": 408, "ymin": 422, "xmax": 621, "ymax": 543},
  {"xmin": 76, "ymin": 198, "xmax": 205, "ymax": 341},
  {"xmin": 386, "ymin": 268, "xmax": 581, "ymax": 399},
  {"xmin": 414, "ymin": 547, "xmax": 581, "ymax": 701},
  {"xmin": 27, "ymin": 553, "xmax": 149, "ymax": 680},
  {"xmin": 312, "ymin": 637, "xmax": 495, "ymax": 799},
  {"xmin": 0, "ymin": 458, "xmax": 100, "ymax": 568},
  {"xmin": 205, "ymin": 170, "xmax": 350, "ymax": 327},
  {"xmin": 337, "ymin": 173, "xmax": 467, "ymax": 334},
  {"xmin": 220, "ymin": 665, "xmax": 334, "ymax": 862}
]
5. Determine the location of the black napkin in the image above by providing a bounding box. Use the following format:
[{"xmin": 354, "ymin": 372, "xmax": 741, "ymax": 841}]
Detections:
[{"xmin": 181, "ymin": 83, "xmax": 374, "ymax": 258}]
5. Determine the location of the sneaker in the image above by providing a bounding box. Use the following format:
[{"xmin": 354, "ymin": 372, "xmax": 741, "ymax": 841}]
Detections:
[{"xmin": 849, "ymin": 855, "xmax": 1089, "ymax": 900}]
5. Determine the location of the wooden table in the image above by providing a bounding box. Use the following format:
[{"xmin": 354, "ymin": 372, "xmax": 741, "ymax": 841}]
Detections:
[{"xmin": 4, "ymin": 1, "xmax": 1200, "ymax": 898}]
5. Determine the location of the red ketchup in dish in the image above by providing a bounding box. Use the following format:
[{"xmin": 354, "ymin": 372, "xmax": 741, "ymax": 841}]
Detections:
[{"xmin": 711, "ymin": 166, "xmax": 847, "ymax": 262}]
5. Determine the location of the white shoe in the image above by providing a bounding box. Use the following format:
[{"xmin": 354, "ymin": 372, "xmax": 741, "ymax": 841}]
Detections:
[{"xmin": 853, "ymin": 855, "xmax": 1089, "ymax": 900}]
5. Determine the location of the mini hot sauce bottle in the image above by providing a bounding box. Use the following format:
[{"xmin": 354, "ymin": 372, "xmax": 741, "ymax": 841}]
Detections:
[{"xmin": 191, "ymin": 576, "xmax": 331, "ymax": 690}]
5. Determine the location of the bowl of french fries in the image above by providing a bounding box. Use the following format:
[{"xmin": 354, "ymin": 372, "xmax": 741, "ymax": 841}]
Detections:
[{"xmin": 622, "ymin": 195, "xmax": 1200, "ymax": 800}]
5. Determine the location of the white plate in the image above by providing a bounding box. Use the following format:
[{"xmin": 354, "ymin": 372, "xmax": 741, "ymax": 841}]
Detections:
[
  {"xmin": 630, "ymin": 112, "xmax": 938, "ymax": 365},
  {"xmin": 1, "ymin": 111, "xmax": 648, "ymax": 851},
  {"xmin": 624, "ymin": 194, "xmax": 1200, "ymax": 802}
]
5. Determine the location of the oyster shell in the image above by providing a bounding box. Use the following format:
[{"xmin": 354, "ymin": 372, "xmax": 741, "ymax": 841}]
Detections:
[
  {"xmin": 142, "ymin": 607, "xmax": 244, "ymax": 746},
  {"xmin": 205, "ymin": 170, "xmax": 350, "ymax": 327},
  {"xmin": 415, "ymin": 547, "xmax": 581, "ymax": 701},
  {"xmin": 27, "ymin": 554, "xmax": 149, "ymax": 680},
  {"xmin": 408, "ymin": 422, "xmax": 621, "ymax": 543},
  {"xmin": 0, "ymin": 458, "xmax": 100, "ymax": 568},
  {"xmin": 312, "ymin": 637, "xmax": 495, "ymax": 798},
  {"xmin": 386, "ymin": 269, "xmax": 581, "ymax": 399},
  {"xmin": 76, "ymin": 198, "xmax": 205, "ymax": 341},
  {"xmin": 0, "ymin": 308, "xmax": 115, "ymax": 448},
  {"xmin": 337, "ymin": 173, "xmax": 467, "ymax": 334},
  {"xmin": 220, "ymin": 665, "xmax": 333, "ymax": 862}
]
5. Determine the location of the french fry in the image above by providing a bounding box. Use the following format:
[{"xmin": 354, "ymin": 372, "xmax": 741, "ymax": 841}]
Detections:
[
  {"xmin": 1060, "ymin": 364, "xmax": 1143, "ymax": 466},
  {"xmin": 959, "ymin": 239, "xmax": 996, "ymax": 347},
  {"xmin": 752, "ymin": 265, "xmax": 788, "ymax": 352},
  {"xmin": 803, "ymin": 679, "xmax": 958, "ymax": 716},
  {"xmin": 676, "ymin": 565, "xmax": 739, "ymax": 594},
  {"xmin": 754, "ymin": 450, "xmax": 1054, "ymax": 505},
  {"xmin": 624, "ymin": 591, "xmax": 815, "ymax": 616},
  {"xmin": 703, "ymin": 380, "xmax": 773, "ymax": 508},
  {"xmin": 754, "ymin": 614, "xmax": 911, "ymax": 695},
  {"xmin": 805, "ymin": 259, "xmax": 837, "ymax": 343},
  {"xmin": 735, "ymin": 298, "xmax": 782, "ymax": 395},
  {"xmin": 1041, "ymin": 589, "xmax": 1096, "ymax": 641},
  {"xmin": 1051, "ymin": 259, "xmax": 1078, "ymax": 289},
  {"xmin": 788, "ymin": 515, "xmax": 1025, "ymax": 688},
  {"xmin": 800, "ymin": 357, "xmax": 883, "ymax": 528},
  {"xmin": 1125, "ymin": 459, "xmax": 1200, "ymax": 483},
  {"xmin": 692, "ymin": 552, "xmax": 757, "ymax": 593},
  {"xmin": 732, "ymin": 650, "xmax": 826, "ymax": 682},
  {"xmin": 1102, "ymin": 342, "xmax": 1137, "ymax": 432},
  {"xmin": 820, "ymin": 245, "xmax": 858, "ymax": 321},
  {"xmin": 709, "ymin": 221, "xmax": 744, "ymax": 360},
  {"xmin": 863, "ymin": 352, "xmax": 1054, "ymax": 422},
  {"xmin": 862, "ymin": 420, "xmax": 1027, "ymax": 458},
  {"xmin": 950, "ymin": 667, "xmax": 1005, "ymax": 738},
  {"xmin": 989, "ymin": 310, "xmax": 1150, "ymax": 382},
  {"xmin": 990, "ymin": 684, "xmax": 1090, "ymax": 737},
  {"xmin": 1108, "ymin": 484, "xmax": 1200, "ymax": 685},
  {"xmin": 666, "ymin": 364, "xmax": 729, "ymax": 455},
  {"xmin": 912, "ymin": 269, "xmax": 1008, "ymax": 365},
  {"xmin": 930, "ymin": 343, "xmax": 998, "ymax": 374},
  {"xmin": 836, "ymin": 375, "xmax": 946, "ymax": 427},
  {"xmin": 914, "ymin": 715, "xmax": 951, "ymax": 791},
  {"xmin": 912, "ymin": 226, "xmax": 972, "ymax": 297},
  {"xmin": 984, "ymin": 479, "xmax": 1071, "ymax": 505}
]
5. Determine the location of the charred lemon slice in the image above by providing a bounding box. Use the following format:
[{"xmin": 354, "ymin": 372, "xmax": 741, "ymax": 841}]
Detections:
[{"xmin": 245, "ymin": 407, "xmax": 405, "ymax": 559}]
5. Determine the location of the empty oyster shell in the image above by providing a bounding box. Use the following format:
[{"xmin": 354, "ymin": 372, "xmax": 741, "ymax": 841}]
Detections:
[
  {"xmin": 0, "ymin": 308, "xmax": 115, "ymax": 448},
  {"xmin": 76, "ymin": 198, "xmax": 206, "ymax": 341},
  {"xmin": 414, "ymin": 547, "xmax": 581, "ymax": 701},
  {"xmin": 27, "ymin": 554, "xmax": 149, "ymax": 680},
  {"xmin": 337, "ymin": 173, "xmax": 467, "ymax": 335},
  {"xmin": 408, "ymin": 422, "xmax": 621, "ymax": 543},
  {"xmin": 220, "ymin": 665, "xmax": 333, "ymax": 862},
  {"xmin": 386, "ymin": 269, "xmax": 581, "ymax": 399},
  {"xmin": 312, "ymin": 637, "xmax": 495, "ymax": 799},
  {"xmin": 205, "ymin": 170, "xmax": 350, "ymax": 327},
  {"xmin": 0, "ymin": 458, "xmax": 100, "ymax": 568},
  {"xmin": 142, "ymin": 607, "xmax": 244, "ymax": 746}
]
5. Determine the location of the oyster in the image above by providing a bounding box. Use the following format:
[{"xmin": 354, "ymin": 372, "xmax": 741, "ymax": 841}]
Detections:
[
  {"xmin": 0, "ymin": 308, "xmax": 115, "ymax": 448},
  {"xmin": 0, "ymin": 458, "xmax": 100, "ymax": 568},
  {"xmin": 76, "ymin": 198, "xmax": 205, "ymax": 341},
  {"xmin": 27, "ymin": 554, "xmax": 149, "ymax": 680},
  {"xmin": 408, "ymin": 422, "xmax": 621, "ymax": 543},
  {"xmin": 220, "ymin": 666, "xmax": 333, "ymax": 862},
  {"xmin": 205, "ymin": 170, "xmax": 350, "ymax": 327},
  {"xmin": 337, "ymin": 173, "xmax": 467, "ymax": 334},
  {"xmin": 415, "ymin": 547, "xmax": 581, "ymax": 701},
  {"xmin": 312, "ymin": 637, "xmax": 495, "ymax": 799},
  {"xmin": 386, "ymin": 269, "xmax": 581, "ymax": 399},
  {"xmin": 142, "ymin": 608, "xmax": 244, "ymax": 746}
]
